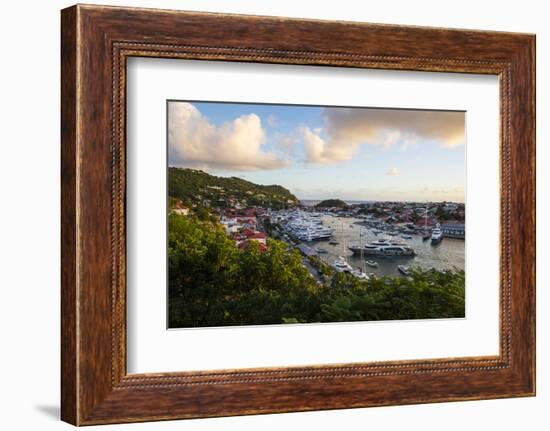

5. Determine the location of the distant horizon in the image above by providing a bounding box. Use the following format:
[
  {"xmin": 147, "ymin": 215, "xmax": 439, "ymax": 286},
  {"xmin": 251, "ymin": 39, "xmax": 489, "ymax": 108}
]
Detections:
[
  {"xmin": 299, "ymin": 198, "xmax": 464, "ymax": 205},
  {"xmin": 168, "ymin": 101, "xmax": 465, "ymax": 203},
  {"xmin": 169, "ymin": 166, "xmax": 464, "ymax": 204}
]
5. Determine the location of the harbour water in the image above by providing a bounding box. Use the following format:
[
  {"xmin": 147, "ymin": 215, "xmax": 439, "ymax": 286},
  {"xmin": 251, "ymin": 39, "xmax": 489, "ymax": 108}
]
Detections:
[{"xmin": 303, "ymin": 215, "xmax": 465, "ymax": 277}]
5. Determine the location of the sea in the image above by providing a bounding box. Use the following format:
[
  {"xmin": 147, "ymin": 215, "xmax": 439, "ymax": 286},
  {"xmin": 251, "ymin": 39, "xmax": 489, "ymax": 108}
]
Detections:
[{"xmin": 305, "ymin": 215, "xmax": 465, "ymax": 277}]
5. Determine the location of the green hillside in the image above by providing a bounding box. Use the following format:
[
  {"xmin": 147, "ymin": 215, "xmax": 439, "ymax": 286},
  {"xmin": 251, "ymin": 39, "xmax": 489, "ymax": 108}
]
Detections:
[
  {"xmin": 168, "ymin": 167, "xmax": 299, "ymax": 209},
  {"xmin": 315, "ymin": 199, "xmax": 349, "ymax": 209}
]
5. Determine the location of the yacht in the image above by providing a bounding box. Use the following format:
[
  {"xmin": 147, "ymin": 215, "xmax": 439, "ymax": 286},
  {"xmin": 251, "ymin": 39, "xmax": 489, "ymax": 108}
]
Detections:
[
  {"xmin": 296, "ymin": 226, "xmax": 334, "ymax": 241},
  {"xmin": 284, "ymin": 212, "xmax": 335, "ymax": 241},
  {"xmin": 350, "ymin": 229, "xmax": 370, "ymax": 280},
  {"xmin": 397, "ymin": 265, "xmax": 410, "ymax": 275},
  {"xmin": 431, "ymin": 223, "xmax": 443, "ymax": 244},
  {"xmin": 366, "ymin": 260, "xmax": 378, "ymax": 268},
  {"xmin": 348, "ymin": 239, "xmax": 415, "ymax": 257},
  {"xmin": 332, "ymin": 256, "xmax": 353, "ymax": 273},
  {"xmin": 351, "ymin": 268, "xmax": 370, "ymax": 280}
]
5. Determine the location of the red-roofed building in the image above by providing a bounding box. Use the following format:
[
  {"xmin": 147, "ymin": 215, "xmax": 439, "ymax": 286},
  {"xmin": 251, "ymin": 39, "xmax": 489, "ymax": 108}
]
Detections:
[
  {"xmin": 232, "ymin": 228, "xmax": 267, "ymax": 248},
  {"xmin": 171, "ymin": 200, "xmax": 189, "ymax": 216},
  {"xmin": 223, "ymin": 215, "xmax": 256, "ymax": 229},
  {"xmin": 237, "ymin": 217, "xmax": 256, "ymax": 227},
  {"xmin": 247, "ymin": 231, "xmax": 267, "ymax": 244},
  {"xmin": 240, "ymin": 228, "xmax": 256, "ymax": 237}
]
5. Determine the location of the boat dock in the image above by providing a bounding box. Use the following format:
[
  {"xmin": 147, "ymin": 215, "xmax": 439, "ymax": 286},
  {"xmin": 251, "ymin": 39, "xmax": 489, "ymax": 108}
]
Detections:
[{"xmin": 296, "ymin": 243, "xmax": 317, "ymax": 257}]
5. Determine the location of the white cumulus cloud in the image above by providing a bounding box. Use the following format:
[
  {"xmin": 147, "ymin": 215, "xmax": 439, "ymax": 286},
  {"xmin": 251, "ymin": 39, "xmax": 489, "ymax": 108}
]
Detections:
[
  {"xmin": 301, "ymin": 107, "xmax": 465, "ymax": 164},
  {"xmin": 301, "ymin": 126, "xmax": 357, "ymax": 164},
  {"xmin": 168, "ymin": 102, "xmax": 288, "ymax": 171}
]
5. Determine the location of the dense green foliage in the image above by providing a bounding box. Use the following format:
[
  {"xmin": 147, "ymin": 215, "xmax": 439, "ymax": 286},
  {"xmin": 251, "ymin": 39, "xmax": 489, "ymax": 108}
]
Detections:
[
  {"xmin": 168, "ymin": 214, "xmax": 465, "ymax": 328},
  {"xmin": 168, "ymin": 167, "xmax": 299, "ymax": 209},
  {"xmin": 315, "ymin": 199, "xmax": 349, "ymax": 209},
  {"xmin": 168, "ymin": 213, "xmax": 320, "ymax": 327},
  {"xmin": 307, "ymin": 255, "xmax": 335, "ymax": 279}
]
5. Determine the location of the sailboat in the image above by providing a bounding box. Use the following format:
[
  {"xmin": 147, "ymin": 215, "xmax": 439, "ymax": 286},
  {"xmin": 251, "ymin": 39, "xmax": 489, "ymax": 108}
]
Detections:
[
  {"xmin": 351, "ymin": 229, "xmax": 369, "ymax": 280},
  {"xmin": 422, "ymin": 205, "xmax": 431, "ymax": 241},
  {"xmin": 332, "ymin": 220, "xmax": 352, "ymax": 273}
]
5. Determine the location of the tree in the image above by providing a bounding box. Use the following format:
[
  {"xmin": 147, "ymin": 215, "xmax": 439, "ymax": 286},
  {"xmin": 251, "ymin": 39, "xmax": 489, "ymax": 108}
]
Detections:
[
  {"xmin": 168, "ymin": 213, "xmax": 465, "ymax": 328},
  {"xmin": 168, "ymin": 214, "xmax": 239, "ymax": 327}
]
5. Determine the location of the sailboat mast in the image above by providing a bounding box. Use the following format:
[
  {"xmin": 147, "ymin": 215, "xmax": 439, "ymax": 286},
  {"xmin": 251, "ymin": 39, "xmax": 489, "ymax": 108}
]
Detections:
[
  {"xmin": 425, "ymin": 204, "xmax": 428, "ymax": 233},
  {"xmin": 360, "ymin": 229, "xmax": 365, "ymax": 273},
  {"xmin": 341, "ymin": 219, "xmax": 344, "ymax": 256}
]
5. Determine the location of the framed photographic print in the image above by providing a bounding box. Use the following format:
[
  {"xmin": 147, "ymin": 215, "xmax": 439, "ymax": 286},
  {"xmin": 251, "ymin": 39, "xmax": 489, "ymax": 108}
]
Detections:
[
  {"xmin": 61, "ymin": 4, "xmax": 536, "ymax": 425},
  {"xmin": 164, "ymin": 100, "xmax": 466, "ymax": 330}
]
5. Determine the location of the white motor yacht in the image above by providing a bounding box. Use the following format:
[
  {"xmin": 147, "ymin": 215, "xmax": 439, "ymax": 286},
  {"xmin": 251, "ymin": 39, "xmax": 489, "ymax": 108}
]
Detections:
[
  {"xmin": 332, "ymin": 256, "xmax": 353, "ymax": 273},
  {"xmin": 348, "ymin": 239, "xmax": 415, "ymax": 257},
  {"xmin": 431, "ymin": 223, "xmax": 443, "ymax": 244}
]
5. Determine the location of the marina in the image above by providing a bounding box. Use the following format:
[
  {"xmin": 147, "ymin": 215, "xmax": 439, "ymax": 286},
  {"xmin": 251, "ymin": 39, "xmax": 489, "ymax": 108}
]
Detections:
[{"xmin": 277, "ymin": 211, "xmax": 465, "ymax": 278}]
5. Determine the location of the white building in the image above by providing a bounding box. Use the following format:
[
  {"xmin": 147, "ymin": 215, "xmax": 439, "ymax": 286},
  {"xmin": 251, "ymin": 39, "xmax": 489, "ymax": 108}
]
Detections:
[
  {"xmin": 171, "ymin": 201, "xmax": 189, "ymax": 216},
  {"xmin": 220, "ymin": 219, "xmax": 242, "ymax": 234},
  {"xmin": 441, "ymin": 221, "xmax": 465, "ymax": 239}
]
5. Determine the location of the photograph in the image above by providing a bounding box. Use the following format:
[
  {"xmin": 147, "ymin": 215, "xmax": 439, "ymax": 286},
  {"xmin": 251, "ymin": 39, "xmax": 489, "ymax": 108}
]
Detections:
[
  {"xmin": 50, "ymin": 2, "xmax": 536, "ymax": 426},
  {"xmin": 167, "ymin": 101, "xmax": 466, "ymax": 328}
]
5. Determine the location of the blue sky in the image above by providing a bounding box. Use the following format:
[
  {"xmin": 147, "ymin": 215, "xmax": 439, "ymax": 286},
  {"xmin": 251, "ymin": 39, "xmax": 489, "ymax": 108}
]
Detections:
[{"xmin": 168, "ymin": 101, "xmax": 465, "ymax": 203}]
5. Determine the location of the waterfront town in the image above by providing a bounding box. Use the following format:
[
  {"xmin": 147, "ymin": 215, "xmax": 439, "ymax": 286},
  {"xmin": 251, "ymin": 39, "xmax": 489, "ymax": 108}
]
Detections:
[
  {"xmin": 168, "ymin": 176, "xmax": 466, "ymax": 328},
  {"xmin": 167, "ymin": 101, "xmax": 466, "ymax": 327},
  {"xmin": 171, "ymin": 193, "xmax": 465, "ymax": 279}
]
